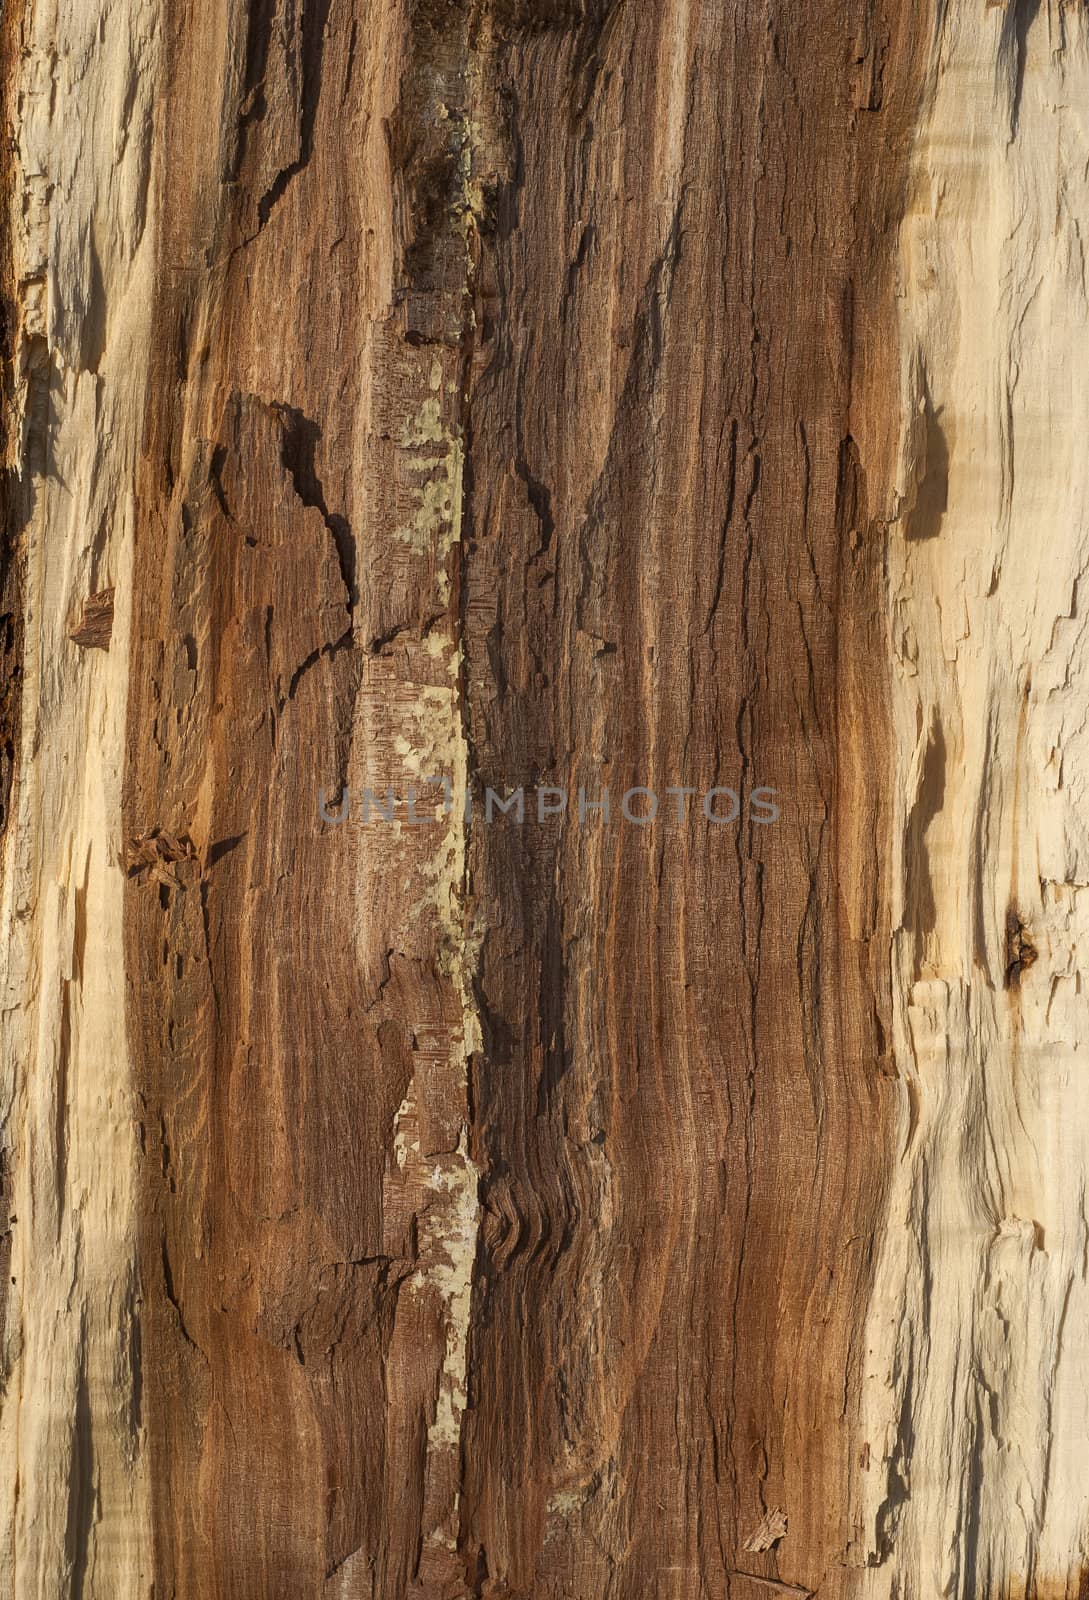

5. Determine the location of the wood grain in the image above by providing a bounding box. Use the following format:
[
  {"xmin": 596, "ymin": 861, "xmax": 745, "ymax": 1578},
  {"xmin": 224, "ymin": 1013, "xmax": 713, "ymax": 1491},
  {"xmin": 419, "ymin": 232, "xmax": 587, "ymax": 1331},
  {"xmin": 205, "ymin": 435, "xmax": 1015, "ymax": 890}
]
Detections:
[
  {"xmin": 2, "ymin": 0, "xmax": 1088, "ymax": 1597},
  {"xmin": 457, "ymin": 3, "xmax": 922, "ymax": 1594}
]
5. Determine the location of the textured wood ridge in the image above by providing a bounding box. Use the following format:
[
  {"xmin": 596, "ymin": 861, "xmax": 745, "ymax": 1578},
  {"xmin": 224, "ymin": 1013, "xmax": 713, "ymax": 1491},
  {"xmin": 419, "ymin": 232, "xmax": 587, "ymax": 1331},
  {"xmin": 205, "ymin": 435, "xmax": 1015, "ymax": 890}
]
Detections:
[{"xmin": 1, "ymin": 1, "xmax": 1088, "ymax": 1597}]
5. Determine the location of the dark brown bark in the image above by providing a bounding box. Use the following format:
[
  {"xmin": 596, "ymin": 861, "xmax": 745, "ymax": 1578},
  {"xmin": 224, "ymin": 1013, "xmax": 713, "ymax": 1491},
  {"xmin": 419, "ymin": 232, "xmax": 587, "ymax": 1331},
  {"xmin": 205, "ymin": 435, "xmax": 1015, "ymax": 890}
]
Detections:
[
  {"xmin": 457, "ymin": 6, "xmax": 926, "ymax": 1594},
  {"xmin": 114, "ymin": 2, "xmax": 929, "ymax": 1593}
]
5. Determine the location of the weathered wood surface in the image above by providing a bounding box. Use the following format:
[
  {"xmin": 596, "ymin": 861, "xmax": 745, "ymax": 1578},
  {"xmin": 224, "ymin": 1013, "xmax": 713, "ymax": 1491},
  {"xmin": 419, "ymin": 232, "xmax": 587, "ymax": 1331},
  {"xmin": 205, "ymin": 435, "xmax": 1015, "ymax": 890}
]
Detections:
[{"xmin": 2, "ymin": 0, "xmax": 1088, "ymax": 1596}]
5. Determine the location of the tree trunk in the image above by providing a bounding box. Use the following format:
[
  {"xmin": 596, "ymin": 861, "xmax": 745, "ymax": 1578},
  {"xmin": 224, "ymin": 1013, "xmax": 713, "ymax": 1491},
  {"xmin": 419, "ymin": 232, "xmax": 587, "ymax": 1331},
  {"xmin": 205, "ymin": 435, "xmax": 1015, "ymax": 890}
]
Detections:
[{"xmin": 1, "ymin": 0, "xmax": 1086, "ymax": 1595}]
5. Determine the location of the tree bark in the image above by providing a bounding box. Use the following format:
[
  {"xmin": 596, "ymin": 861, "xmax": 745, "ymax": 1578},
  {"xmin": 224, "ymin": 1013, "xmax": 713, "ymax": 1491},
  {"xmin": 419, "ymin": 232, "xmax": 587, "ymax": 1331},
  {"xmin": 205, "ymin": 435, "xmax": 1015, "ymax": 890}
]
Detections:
[{"xmin": 1, "ymin": 0, "xmax": 1087, "ymax": 1596}]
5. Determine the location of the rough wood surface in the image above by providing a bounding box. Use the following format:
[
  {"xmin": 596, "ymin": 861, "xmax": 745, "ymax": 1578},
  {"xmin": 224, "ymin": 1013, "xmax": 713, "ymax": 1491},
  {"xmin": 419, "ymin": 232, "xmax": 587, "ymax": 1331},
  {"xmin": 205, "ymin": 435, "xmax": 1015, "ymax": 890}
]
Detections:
[{"xmin": 1, "ymin": 0, "xmax": 1087, "ymax": 1597}]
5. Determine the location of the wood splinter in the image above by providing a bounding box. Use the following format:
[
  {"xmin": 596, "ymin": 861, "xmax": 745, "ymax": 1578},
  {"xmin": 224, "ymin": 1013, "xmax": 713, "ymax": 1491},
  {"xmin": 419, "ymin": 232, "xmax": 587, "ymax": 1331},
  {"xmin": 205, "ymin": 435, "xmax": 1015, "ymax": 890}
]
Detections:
[{"xmin": 68, "ymin": 587, "xmax": 115, "ymax": 650}]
